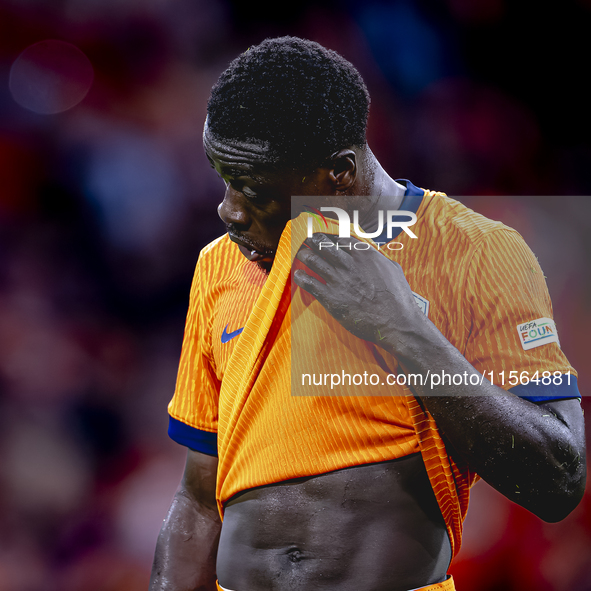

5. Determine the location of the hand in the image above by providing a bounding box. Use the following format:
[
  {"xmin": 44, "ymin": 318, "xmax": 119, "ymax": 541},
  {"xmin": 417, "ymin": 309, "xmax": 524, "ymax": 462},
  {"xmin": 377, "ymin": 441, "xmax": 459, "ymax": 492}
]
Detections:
[{"xmin": 293, "ymin": 233, "xmax": 423, "ymax": 346}]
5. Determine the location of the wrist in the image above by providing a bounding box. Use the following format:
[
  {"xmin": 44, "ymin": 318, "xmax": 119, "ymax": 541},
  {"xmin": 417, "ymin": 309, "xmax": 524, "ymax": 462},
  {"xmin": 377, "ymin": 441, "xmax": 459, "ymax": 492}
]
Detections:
[{"xmin": 376, "ymin": 309, "xmax": 444, "ymax": 363}]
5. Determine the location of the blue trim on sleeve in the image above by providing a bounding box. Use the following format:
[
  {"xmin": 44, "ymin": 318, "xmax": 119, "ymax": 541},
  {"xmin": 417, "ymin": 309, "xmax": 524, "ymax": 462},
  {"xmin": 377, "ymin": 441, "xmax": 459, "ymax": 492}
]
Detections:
[
  {"xmin": 168, "ymin": 415, "xmax": 218, "ymax": 456},
  {"xmin": 510, "ymin": 375, "xmax": 580, "ymax": 403}
]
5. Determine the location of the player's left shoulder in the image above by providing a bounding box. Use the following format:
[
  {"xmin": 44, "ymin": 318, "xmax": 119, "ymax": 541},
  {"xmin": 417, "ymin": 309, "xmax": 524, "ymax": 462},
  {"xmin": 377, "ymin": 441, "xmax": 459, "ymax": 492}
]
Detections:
[{"xmin": 417, "ymin": 192, "xmax": 513, "ymax": 255}]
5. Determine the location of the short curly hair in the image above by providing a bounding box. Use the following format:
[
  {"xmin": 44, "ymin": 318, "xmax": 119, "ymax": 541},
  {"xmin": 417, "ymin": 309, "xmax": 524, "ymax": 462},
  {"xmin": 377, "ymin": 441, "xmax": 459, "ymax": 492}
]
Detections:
[{"xmin": 206, "ymin": 36, "xmax": 370, "ymax": 169}]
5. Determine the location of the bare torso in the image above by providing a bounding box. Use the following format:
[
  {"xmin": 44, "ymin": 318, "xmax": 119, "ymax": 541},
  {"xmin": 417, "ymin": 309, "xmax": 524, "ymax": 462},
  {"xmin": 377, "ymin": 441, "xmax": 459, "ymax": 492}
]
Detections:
[{"xmin": 216, "ymin": 453, "xmax": 451, "ymax": 591}]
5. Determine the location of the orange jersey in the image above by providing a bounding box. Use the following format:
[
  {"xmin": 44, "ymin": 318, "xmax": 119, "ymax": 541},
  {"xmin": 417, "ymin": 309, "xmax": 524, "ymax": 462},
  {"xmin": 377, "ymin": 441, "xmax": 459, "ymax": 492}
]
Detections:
[{"xmin": 168, "ymin": 181, "xmax": 578, "ymax": 557}]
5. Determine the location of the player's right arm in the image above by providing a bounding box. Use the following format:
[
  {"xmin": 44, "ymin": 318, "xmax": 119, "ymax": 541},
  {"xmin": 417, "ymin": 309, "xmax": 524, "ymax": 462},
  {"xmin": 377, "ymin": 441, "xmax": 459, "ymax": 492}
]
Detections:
[{"xmin": 149, "ymin": 449, "xmax": 221, "ymax": 591}]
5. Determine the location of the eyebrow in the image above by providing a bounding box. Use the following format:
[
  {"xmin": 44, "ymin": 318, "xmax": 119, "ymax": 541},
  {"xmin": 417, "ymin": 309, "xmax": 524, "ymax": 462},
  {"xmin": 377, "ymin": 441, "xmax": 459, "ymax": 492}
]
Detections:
[
  {"xmin": 207, "ymin": 158, "xmax": 268, "ymax": 184},
  {"xmin": 223, "ymin": 166, "xmax": 253, "ymax": 178}
]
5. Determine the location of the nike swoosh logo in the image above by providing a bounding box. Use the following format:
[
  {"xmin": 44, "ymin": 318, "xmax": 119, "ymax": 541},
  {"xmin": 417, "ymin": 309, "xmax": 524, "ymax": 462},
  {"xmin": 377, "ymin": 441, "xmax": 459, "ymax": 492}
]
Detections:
[{"xmin": 221, "ymin": 324, "xmax": 244, "ymax": 343}]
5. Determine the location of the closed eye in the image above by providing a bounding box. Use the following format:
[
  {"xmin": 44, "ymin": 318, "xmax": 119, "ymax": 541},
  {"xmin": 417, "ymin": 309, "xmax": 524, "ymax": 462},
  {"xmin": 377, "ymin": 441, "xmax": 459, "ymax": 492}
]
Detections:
[
  {"xmin": 242, "ymin": 186, "xmax": 258, "ymax": 199},
  {"xmin": 206, "ymin": 157, "xmax": 263, "ymax": 199}
]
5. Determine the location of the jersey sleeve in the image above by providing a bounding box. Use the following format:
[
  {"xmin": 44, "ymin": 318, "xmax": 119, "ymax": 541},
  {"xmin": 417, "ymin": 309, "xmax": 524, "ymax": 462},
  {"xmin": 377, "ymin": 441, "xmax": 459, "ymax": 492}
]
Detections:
[
  {"xmin": 168, "ymin": 255, "xmax": 220, "ymax": 456},
  {"xmin": 462, "ymin": 227, "xmax": 579, "ymax": 402}
]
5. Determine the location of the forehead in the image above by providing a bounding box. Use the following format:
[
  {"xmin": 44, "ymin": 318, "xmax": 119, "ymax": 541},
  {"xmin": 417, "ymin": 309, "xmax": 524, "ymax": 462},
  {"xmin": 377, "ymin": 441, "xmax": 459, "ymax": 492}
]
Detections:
[{"xmin": 203, "ymin": 127, "xmax": 280, "ymax": 179}]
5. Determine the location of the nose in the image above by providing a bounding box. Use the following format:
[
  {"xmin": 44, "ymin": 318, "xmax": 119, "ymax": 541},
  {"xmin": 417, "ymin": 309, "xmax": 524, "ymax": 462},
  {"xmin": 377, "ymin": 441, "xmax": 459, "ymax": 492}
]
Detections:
[{"xmin": 217, "ymin": 185, "xmax": 250, "ymax": 229}]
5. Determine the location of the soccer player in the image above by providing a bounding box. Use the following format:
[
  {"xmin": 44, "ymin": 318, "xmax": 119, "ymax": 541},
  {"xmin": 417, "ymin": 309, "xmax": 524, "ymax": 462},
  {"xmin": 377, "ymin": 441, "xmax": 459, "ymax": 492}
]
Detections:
[{"xmin": 150, "ymin": 37, "xmax": 586, "ymax": 591}]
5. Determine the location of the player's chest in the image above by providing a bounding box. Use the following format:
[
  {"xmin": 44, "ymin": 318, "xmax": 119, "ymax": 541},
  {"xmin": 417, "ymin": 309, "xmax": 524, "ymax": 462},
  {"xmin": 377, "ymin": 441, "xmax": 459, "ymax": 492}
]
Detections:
[{"xmin": 210, "ymin": 263, "xmax": 266, "ymax": 378}]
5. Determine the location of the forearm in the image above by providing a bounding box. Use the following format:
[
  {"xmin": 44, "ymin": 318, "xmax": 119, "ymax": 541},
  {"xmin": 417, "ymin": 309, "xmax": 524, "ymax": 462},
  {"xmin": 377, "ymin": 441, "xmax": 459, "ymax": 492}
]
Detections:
[
  {"xmin": 293, "ymin": 234, "xmax": 586, "ymax": 520},
  {"xmin": 382, "ymin": 316, "xmax": 586, "ymax": 521},
  {"xmin": 150, "ymin": 488, "xmax": 221, "ymax": 591}
]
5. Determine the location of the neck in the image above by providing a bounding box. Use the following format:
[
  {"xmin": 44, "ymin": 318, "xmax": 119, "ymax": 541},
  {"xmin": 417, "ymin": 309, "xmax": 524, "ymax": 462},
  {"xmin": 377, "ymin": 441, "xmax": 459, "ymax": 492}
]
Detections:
[{"xmin": 355, "ymin": 148, "xmax": 405, "ymax": 233}]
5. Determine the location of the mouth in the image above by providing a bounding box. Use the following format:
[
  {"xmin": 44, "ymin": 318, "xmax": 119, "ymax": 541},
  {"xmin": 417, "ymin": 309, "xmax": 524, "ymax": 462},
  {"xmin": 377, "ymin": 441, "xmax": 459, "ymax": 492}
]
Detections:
[{"xmin": 228, "ymin": 233, "xmax": 275, "ymax": 263}]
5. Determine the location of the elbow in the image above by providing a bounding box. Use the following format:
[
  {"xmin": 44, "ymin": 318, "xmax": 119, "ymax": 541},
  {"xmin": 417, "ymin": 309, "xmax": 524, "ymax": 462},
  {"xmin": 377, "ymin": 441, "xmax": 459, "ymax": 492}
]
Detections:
[
  {"xmin": 532, "ymin": 406, "xmax": 588, "ymax": 523},
  {"xmin": 536, "ymin": 488, "xmax": 585, "ymax": 523},
  {"xmin": 533, "ymin": 454, "xmax": 587, "ymax": 523}
]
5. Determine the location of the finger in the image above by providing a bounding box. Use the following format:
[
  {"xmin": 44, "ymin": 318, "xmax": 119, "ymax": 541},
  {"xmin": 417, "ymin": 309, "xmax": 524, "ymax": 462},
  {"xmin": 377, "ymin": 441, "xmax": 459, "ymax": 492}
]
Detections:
[
  {"xmin": 304, "ymin": 232, "xmax": 337, "ymax": 249},
  {"xmin": 293, "ymin": 269, "xmax": 347, "ymax": 322},
  {"xmin": 332, "ymin": 235, "xmax": 376, "ymax": 257},
  {"xmin": 296, "ymin": 248, "xmax": 337, "ymax": 280},
  {"xmin": 293, "ymin": 268, "xmax": 329, "ymax": 300},
  {"xmin": 306, "ymin": 233, "xmax": 354, "ymax": 267},
  {"xmin": 333, "ymin": 235, "xmax": 361, "ymax": 247}
]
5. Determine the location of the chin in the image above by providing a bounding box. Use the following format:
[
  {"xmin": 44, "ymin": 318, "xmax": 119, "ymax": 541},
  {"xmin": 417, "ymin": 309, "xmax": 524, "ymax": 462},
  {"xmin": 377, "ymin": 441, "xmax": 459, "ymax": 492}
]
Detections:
[{"xmin": 256, "ymin": 259, "xmax": 274, "ymax": 274}]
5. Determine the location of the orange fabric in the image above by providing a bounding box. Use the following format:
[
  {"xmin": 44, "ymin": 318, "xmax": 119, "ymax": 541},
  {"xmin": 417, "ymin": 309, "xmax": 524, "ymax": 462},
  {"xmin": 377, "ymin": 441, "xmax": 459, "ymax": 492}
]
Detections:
[
  {"xmin": 169, "ymin": 191, "xmax": 576, "ymax": 559},
  {"xmin": 422, "ymin": 576, "xmax": 456, "ymax": 591}
]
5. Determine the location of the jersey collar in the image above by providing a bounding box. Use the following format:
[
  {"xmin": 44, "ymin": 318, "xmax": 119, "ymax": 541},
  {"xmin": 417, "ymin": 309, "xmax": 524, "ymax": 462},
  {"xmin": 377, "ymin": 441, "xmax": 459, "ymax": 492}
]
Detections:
[{"xmin": 371, "ymin": 179, "xmax": 424, "ymax": 243}]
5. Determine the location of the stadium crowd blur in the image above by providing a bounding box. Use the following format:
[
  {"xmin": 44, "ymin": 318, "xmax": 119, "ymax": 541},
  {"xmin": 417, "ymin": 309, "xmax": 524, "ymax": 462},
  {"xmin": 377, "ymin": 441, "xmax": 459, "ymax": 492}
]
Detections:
[{"xmin": 0, "ymin": 0, "xmax": 590, "ymax": 590}]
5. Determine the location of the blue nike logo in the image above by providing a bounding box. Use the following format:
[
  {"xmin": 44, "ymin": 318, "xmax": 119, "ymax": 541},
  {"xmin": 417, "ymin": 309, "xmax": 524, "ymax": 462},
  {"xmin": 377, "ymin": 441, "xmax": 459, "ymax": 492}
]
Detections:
[{"xmin": 221, "ymin": 324, "xmax": 244, "ymax": 343}]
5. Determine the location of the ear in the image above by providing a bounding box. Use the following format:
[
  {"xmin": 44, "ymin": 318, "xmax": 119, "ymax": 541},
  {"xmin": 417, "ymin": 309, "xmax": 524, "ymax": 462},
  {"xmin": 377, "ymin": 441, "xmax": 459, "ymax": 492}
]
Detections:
[{"xmin": 327, "ymin": 149, "xmax": 357, "ymax": 191}]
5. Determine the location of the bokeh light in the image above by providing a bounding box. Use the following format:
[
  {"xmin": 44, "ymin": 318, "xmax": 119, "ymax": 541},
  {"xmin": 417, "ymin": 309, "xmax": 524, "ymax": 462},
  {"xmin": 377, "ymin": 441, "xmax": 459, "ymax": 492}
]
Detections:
[{"xmin": 9, "ymin": 39, "xmax": 93, "ymax": 114}]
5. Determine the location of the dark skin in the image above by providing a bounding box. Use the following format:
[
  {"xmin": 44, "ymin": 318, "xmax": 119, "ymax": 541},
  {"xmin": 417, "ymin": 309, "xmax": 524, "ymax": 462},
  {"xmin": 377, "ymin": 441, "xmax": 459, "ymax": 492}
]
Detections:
[
  {"xmin": 149, "ymin": 129, "xmax": 587, "ymax": 591},
  {"xmin": 151, "ymin": 451, "xmax": 221, "ymax": 591},
  {"xmin": 295, "ymin": 232, "xmax": 586, "ymax": 520}
]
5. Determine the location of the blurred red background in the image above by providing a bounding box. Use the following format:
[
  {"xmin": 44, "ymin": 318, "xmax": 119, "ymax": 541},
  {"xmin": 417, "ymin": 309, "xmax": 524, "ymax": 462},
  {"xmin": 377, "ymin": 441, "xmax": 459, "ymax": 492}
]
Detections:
[{"xmin": 0, "ymin": 1, "xmax": 590, "ymax": 590}]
